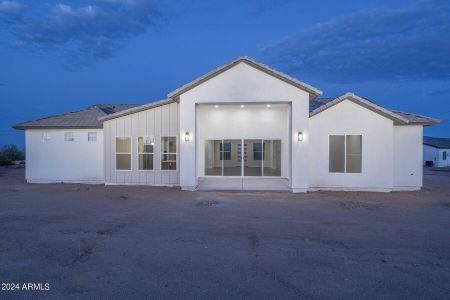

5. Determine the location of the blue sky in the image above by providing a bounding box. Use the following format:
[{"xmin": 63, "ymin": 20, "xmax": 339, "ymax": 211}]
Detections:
[{"xmin": 0, "ymin": 0, "xmax": 449, "ymax": 147}]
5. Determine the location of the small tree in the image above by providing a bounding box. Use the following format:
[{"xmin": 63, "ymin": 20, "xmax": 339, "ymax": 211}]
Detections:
[{"xmin": 0, "ymin": 145, "xmax": 25, "ymax": 165}]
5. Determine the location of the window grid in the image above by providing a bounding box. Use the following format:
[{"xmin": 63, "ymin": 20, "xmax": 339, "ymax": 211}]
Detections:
[
  {"xmin": 220, "ymin": 142, "xmax": 231, "ymax": 161},
  {"xmin": 115, "ymin": 137, "xmax": 131, "ymax": 170},
  {"xmin": 253, "ymin": 142, "xmax": 265, "ymax": 161},
  {"xmin": 64, "ymin": 132, "xmax": 74, "ymax": 142},
  {"xmin": 138, "ymin": 136, "xmax": 154, "ymax": 170},
  {"xmin": 161, "ymin": 136, "xmax": 177, "ymax": 170},
  {"xmin": 88, "ymin": 132, "xmax": 97, "ymax": 142}
]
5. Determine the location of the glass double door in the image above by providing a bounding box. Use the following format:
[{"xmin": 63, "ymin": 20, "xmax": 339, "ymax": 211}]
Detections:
[{"xmin": 204, "ymin": 139, "xmax": 281, "ymax": 177}]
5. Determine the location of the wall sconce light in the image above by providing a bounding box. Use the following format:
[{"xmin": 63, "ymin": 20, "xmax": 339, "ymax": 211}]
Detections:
[
  {"xmin": 297, "ymin": 131, "xmax": 303, "ymax": 142},
  {"xmin": 185, "ymin": 132, "xmax": 191, "ymax": 142}
]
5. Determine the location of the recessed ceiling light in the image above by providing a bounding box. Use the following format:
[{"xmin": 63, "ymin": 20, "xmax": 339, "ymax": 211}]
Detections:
[
  {"xmin": 215, "ymin": 105, "xmax": 219, "ymax": 108},
  {"xmin": 266, "ymin": 104, "xmax": 271, "ymax": 108},
  {"xmin": 240, "ymin": 105, "xmax": 245, "ymax": 108}
]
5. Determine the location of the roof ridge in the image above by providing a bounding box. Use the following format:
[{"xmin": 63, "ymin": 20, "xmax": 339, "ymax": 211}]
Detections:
[{"xmin": 168, "ymin": 56, "xmax": 322, "ymax": 99}]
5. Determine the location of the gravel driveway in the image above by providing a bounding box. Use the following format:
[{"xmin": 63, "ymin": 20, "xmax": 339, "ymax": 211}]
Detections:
[{"xmin": 0, "ymin": 167, "xmax": 449, "ymax": 299}]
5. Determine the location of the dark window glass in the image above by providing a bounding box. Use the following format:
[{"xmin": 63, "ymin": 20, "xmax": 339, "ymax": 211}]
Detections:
[
  {"xmin": 253, "ymin": 142, "xmax": 265, "ymax": 160},
  {"xmin": 220, "ymin": 143, "xmax": 231, "ymax": 160}
]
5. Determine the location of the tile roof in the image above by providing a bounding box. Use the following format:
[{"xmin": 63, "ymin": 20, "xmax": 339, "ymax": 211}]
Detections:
[
  {"xmin": 310, "ymin": 94, "xmax": 439, "ymax": 126},
  {"xmin": 423, "ymin": 136, "xmax": 450, "ymax": 149},
  {"xmin": 12, "ymin": 104, "xmax": 142, "ymax": 130},
  {"xmin": 99, "ymin": 99, "xmax": 174, "ymax": 122}
]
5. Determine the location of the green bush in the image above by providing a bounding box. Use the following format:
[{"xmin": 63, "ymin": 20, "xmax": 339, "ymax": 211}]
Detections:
[
  {"xmin": 0, "ymin": 159, "xmax": 13, "ymax": 166},
  {"xmin": 0, "ymin": 145, "xmax": 25, "ymax": 162}
]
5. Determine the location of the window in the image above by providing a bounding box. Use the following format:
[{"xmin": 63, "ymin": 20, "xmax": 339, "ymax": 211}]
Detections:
[
  {"xmin": 116, "ymin": 137, "xmax": 131, "ymax": 170},
  {"xmin": 161, "ymin": 137, "xmax": 176, "ymax": 170},
  {"xmin": 220, "ymin": 143, "xmax": 231, "ymax": 160},
  {"xmin": 253, "ymin": 142, "xmax": 265, "ymax": 160},
  {"xmin": 64, "ymin": 132, "xmax": 74, "ymax": 142},
  {"xmin": 88, "ymin": 132, "xmax": 97, "ymax": 142},
  {"xmin": 329, "ymin": 135, "xmax": 362, "ymax": 173},
  {"xmin": 444, "ymin": 151, "xmax": 447, "ymax": 160},
  {"xmin": 42, "ymin": 132, "xmax": 51, "ymax": 142},
  {"xmin": 138, "ymin": 136, "xmax": 154, "ymax": 170}
]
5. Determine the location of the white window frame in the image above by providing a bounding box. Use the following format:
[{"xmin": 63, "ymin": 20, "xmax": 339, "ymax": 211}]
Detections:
[
  {"xmin": 137, "ymin": 136, "xmax": 154, "ymax": 171},
  {"xmin": 115, "ymin": 136, "xmax": 132, "ymax": 171},
  {"xmin": 88, "ymin": 132, "xmax": 97, "ymax": 142},
  {"xmin": 42, "ymin": 132, "xmax": 51, "ymax": 142},
  {"xmin": 328, "ymin": 134, "xmax": 362, "ymax": 173},
  {"xmin": 160, "ymin": 135, "xmax": 177, "ymax": 171},
  {"xmin": 64, "ymin": 132, "xmax": 74, "ymax": 142}
]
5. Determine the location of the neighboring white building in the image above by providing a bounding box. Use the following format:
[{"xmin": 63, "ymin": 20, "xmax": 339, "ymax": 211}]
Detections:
[
  {"xmin": 13, "ymin": 57, "xmax": 439, "ymax": 192},
  {"xmin": 423, "ymin": 136, "xmax": 450, "ymax": 167}
]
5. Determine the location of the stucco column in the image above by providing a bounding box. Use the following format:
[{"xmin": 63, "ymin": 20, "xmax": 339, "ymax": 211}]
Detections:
[
  {"xmin": 290, "ymin": 98, "xmax": 309, "ymax": 192},
  {"xmin": 179, "ymin": 99, "xmax": 197, "ymax": 190}
]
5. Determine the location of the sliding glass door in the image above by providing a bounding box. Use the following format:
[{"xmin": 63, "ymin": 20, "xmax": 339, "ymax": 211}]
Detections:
[{"xmin": 204, "ymin": 139, "xmax": 281, "ymax": 177}]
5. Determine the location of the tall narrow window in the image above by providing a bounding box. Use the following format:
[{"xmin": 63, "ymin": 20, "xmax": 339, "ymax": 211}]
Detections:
[
  {"xmin": 116, "ymin": 137, "xmax": 131, "ymax": 170},
  {"xmin": 138, "ymin": 136, "xmax": 154, "ymax": 170},
  {"xmin": 220, "ymin": 142, "xmax": 231, "ymax": 160},
  {"xmin": 161, "ymin": 137, "xmax": 176, "ymax": 170},
  {"xmin": 329, "ymin": 135, "xmax": 362, "ymax": 173},
  {"xmin": 444, "ymin": 151, "xmax": 447, "ymax": 161},
  {"xmin": 88, "ymin": 132, "xmax": 97, "ymax": 142},
  {"xmin": 64, "ymin": 132, "xmax": 74, "ymax": 142},
  {"xmin": 329, "ymin": 135, "xmax": 345, "ymax": 172},
  {"xmin": 253, "ymin": 142, "xmax": 265, "ymax": 160},
  {"xmin": 346, "ymin": 135, "xmax": 362, "ymax": 173}
]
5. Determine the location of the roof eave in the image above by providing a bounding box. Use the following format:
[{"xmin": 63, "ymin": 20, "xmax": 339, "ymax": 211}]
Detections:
[
  {"xmin": 12, "ymin": 125, "xmax": 103, "ymax": 130},
  {"xmin": 99, "ymin": 98, "xmax": 174, "ymax": 122}
]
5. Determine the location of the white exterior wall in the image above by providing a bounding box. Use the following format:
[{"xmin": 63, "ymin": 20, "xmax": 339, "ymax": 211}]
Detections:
[
  {"xmin": 393, "ymin": 126, "xmax": 423, "ymax": 190},
  {"xmin": 308, "ymin": 100, "xmax": 394, "ymax": 191},
  {"xmin": 103, "ymin": 102, "xmax": 179, "ymax": 185},
  {"xmin": 178, "ymin": 62, "xmax": 310, "ymax": 191},
  {"xmin": 423, "ymin": 145, "xmax": 438, "ymax": 166},
  {"xmin": 25, "ymin": 129, "xmax": 104, "ymax": 183},
  {"xmin": 424, "ymin": 145, "xmax": 450, "ymax": 167},
  {"xmin": 197, "ymin": 104, "xmax": 289, "ymax": 178}
]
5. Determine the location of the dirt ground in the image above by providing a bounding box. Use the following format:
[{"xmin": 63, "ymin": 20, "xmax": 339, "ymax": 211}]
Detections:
[{"xmin": 0, "ymin": 167, "xmax": 449, "ymax": 299}]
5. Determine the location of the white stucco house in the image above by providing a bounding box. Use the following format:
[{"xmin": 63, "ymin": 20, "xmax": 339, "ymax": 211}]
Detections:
[
  {"xmin": 423, "ymin": 136, "xmax": 450, "ymax": 167},
  {"xmin": 13, "ymin": 56, "xmax": 439, "ymax": 192}
]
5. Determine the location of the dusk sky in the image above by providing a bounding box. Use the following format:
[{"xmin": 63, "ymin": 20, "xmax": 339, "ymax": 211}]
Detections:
[{"xmin": 1, "ymin": 0, "xmax": 449, "ymax": 147}]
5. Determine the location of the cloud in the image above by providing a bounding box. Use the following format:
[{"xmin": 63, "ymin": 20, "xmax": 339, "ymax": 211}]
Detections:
[
  {"xmin": 0, "ymin": 0, "xmax": 23, "ymax": 23},
  {"xmin": 2, "ymin": 0, "xmax": 167, "ymax": 67},
  {"xmin": 263, "ymin": 1, "xmax": 450, "ymax": 82}
]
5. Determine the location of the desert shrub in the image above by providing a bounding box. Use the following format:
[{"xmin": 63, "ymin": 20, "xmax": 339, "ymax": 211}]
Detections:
[{"xmin": 0, "ymin": 145, "xmax": 25, "ymax": 162}]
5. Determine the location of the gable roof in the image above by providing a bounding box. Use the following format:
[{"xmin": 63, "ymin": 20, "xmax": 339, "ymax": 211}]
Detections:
[
  {"xmin": 167, "ymin": 56, "xmax": 322, "ymax": 100},
  {"xmin": 309, "ymin": 92, "xmax": 438, "ymax": 126},
  {"xmin": 424, "ymin": 136, "xmax": 450, "ymax": 149},
  {"xmin": 12, "ymin": 104, "xmax": 142, "ymax": 130}
]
